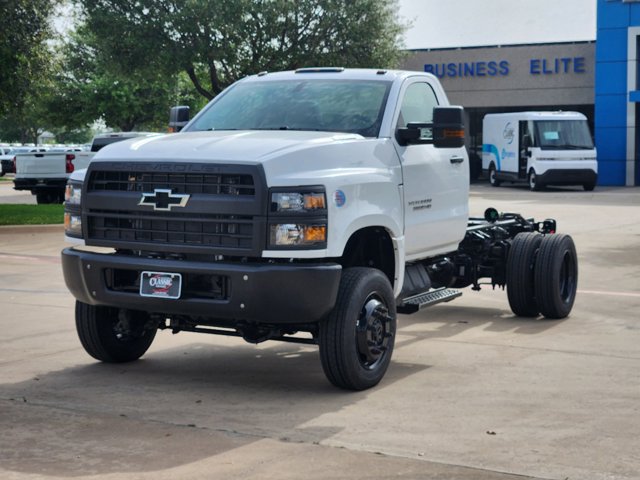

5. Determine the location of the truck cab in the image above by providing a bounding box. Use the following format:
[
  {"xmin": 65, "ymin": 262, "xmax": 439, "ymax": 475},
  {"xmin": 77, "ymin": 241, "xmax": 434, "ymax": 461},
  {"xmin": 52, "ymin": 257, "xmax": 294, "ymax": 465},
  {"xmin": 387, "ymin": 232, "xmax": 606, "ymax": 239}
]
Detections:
[{"xmin": 482, "ymin": 111, "xmax": 598, "ymax": 191}]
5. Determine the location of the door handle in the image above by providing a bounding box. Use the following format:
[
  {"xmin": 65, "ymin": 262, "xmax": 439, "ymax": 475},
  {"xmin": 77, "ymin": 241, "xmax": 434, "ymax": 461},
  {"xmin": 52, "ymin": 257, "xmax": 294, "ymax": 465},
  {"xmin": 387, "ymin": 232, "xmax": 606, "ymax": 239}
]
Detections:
[{"xmin": 449, "ymin": 156, "xmax": 464, "ymax": 164}]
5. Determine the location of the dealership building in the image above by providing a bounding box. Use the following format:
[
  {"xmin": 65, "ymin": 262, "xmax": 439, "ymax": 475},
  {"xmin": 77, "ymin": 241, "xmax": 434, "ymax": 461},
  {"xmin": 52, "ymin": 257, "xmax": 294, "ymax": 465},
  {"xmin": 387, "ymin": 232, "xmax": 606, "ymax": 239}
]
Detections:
[{"xmin": 400, "ymin": 0, "xmax": 640, "ymax": 186}]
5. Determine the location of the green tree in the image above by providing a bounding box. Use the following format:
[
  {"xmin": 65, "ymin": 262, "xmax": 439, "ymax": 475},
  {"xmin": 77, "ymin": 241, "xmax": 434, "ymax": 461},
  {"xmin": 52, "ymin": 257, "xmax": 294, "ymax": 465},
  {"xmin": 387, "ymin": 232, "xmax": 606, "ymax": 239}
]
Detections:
[
  {"xmin": 76, "ymin": 0, "xmax": 407, "ymax": 100},
  {"xmin": 0, "ymin": 0, "xmax": 60, "ymax": 143},
  {"xmin": 0, "ymin": 0, "xmax": 59, "ymax": 111},
  {"xmin": 48, "ymin": 127, "xmax": 93, "ymax": 145},
  {"xmin": 47, "ymin": 23, "xmax": 205, "ymax": 132},
  {"xmin": 0, "ymin": 74, "xmax": 56, "ymax": 144}
]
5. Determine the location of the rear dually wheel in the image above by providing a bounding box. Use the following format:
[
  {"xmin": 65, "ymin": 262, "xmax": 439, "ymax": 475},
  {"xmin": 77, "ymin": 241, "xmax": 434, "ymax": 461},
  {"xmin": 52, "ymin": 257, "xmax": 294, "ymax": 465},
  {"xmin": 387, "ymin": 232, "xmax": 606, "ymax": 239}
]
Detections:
[
  {"xmin": 534, "ymin": 234, "xmax": 578, "ymax": 319},
  {"xmin": 507, "ymin": 232, "xmax": 542, "ymax": 317}
]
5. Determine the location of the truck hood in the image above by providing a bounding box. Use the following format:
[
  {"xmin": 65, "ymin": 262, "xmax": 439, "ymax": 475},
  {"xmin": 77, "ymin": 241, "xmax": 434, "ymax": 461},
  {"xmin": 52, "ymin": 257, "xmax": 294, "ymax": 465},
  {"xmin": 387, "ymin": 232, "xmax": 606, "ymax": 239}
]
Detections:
[{"xmin": 93, "ymin": 130, "xmax": 366, "ymax": 164}]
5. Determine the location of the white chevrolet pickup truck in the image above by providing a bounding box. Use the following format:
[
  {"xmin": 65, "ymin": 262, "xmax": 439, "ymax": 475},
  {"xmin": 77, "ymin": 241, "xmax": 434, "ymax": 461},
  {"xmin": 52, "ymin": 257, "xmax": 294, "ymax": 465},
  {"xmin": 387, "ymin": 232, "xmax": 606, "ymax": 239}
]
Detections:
[
  {"xmin": 61, "ymin": 68, "xmax": 578, "ymax": 390},
  {"xmin": 14, "ymin": 133, "xmax": 157, "ymax": 204}
]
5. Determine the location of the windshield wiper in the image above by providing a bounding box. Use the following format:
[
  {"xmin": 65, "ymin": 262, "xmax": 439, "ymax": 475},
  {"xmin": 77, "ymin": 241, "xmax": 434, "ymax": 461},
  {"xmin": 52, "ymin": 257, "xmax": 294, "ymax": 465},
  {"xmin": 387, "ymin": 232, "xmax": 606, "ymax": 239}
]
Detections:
[
  {"xmin": 541, "ymin": 145, "xmax": 594, "ymax": 151},
  {"xmin": 249, "ymin": 126, "xmax": 324, "ymax": 132},
  {"xmin": 551, "ymin": 144, "xmax": 594, "ymax": 150},
  {"xmin": 278, "ymin": 127, "xmax": 324, "ymax": 131}
]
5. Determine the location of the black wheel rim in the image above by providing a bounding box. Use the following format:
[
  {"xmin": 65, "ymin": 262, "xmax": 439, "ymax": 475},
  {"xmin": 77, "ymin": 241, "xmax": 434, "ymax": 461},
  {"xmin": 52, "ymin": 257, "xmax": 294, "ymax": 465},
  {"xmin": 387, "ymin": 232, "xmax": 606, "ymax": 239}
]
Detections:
[
  {"xmin": 355, "ymin": 294, "xmax": 393, "ymax": 370},
  {"xmin": 558, "ymin": 250, "xmax": 577, "ymax": 303},
  {"xmin": 111, "ymin": 311, "xmax": 147, "ymax": 343}
]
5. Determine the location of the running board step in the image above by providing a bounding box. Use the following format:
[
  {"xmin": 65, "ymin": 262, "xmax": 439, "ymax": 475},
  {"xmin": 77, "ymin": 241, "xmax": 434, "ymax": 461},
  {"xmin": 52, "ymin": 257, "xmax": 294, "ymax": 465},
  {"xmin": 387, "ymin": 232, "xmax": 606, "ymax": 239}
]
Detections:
[{"xmin": 397, "ymin": 287, "xmax": 462, "ymax": 314}]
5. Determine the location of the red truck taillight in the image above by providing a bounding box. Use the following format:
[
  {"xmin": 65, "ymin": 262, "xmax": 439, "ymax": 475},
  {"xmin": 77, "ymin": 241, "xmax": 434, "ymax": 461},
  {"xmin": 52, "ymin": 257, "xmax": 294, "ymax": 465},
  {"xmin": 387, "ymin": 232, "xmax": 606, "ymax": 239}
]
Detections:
[{"xmin": 65, "ymin": 154, "xmax": 76, "ymax": 173}]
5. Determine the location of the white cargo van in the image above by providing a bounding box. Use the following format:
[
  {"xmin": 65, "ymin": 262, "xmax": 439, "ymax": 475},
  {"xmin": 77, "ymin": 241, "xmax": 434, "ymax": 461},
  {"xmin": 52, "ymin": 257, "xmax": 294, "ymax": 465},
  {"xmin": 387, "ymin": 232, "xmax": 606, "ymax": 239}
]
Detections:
[{"xmin": 482, "ymin": 111, "xmax": 598, "ymax": 191}]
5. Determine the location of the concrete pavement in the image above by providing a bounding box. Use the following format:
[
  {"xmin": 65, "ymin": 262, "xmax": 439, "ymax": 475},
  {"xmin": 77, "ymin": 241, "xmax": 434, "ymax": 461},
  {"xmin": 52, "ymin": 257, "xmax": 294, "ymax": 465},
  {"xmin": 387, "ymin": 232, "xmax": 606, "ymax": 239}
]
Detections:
[
  {"xmin": 0, "ymin": 184, "xmax": 638, "ymax": 479},
  {"xmin": 0, "ymin": 179, "xmax": 35, "ymax": 204}
]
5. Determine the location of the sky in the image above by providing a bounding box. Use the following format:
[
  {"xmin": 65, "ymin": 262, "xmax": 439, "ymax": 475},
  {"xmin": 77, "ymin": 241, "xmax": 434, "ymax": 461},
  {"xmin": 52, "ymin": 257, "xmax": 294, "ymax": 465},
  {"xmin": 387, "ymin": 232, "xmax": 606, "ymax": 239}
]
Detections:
[
  {"xmin": 397, "ymin": 0, "xmax": 597, "ymax": 50},
  {"xmin": 52, "ymin": 0, "xmax": 598, "ymax": 50}
]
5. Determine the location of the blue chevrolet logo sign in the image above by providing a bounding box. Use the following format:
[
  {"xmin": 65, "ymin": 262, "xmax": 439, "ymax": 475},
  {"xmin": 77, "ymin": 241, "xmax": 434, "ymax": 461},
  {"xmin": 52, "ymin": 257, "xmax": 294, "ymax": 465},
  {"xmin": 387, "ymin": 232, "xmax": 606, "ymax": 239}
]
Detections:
[{"xmin": 138, "ymin": 189, "xmax": 190, "ymax": 211}]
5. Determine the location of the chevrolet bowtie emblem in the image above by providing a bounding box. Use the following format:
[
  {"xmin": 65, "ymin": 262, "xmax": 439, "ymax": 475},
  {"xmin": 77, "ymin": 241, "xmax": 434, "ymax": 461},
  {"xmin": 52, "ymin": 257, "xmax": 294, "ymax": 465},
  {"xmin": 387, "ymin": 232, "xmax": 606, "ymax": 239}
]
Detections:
[{"xmin": 139, "ymin": 189, "xmax": 190, "ymax": 211}]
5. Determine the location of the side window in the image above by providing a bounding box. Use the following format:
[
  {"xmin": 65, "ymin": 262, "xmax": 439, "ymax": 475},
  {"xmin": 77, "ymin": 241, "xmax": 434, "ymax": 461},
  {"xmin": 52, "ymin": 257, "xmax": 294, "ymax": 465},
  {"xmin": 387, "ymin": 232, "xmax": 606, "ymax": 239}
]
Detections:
[{"xmin": 397, "ymin": 82, "xmax": 439, "ymax": 140}]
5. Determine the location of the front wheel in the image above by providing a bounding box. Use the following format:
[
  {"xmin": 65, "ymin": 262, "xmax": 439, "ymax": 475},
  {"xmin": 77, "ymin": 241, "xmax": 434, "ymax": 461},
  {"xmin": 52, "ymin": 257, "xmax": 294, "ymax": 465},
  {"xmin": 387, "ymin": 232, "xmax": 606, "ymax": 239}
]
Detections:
[
  {"xmin": 319, "ymin": 268, "xmax": 396, "ymax": 391},
  {"xmin": 489, "ymin": 164, "xmax": 501, "ymax": 187},
  {"xmin": 75, "ymin": 301, "xmax": 157, "ymax": 363},
  {"xmin": 528, "ymin": 170, "xmax": 543, "ymax": 191}
]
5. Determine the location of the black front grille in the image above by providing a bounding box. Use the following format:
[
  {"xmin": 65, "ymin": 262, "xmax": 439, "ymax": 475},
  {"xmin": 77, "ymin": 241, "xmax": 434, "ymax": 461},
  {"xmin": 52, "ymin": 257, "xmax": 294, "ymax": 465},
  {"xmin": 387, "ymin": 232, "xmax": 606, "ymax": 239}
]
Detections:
[
  {"xmin": 88, "ymin": 211, "xmax": 253, "ymax": 249},
  {"xmin": 83, "ymin": 162, "xmax": 267, "ymax": 256},
  {"xmin": 89, "ymin": 170, "xmax": 255, "ymax": 196}
]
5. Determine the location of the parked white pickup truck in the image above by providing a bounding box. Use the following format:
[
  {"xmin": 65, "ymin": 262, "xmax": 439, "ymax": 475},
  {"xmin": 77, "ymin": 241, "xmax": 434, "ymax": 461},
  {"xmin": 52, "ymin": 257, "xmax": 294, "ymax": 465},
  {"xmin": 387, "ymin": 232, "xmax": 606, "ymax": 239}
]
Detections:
[
  {"xmin": 14, "ymin": 132, "xmax": 158, "ymax": 204},
  {"xmin": 61, "ymin": 68, "xmax": 578, "ymax": 390}
]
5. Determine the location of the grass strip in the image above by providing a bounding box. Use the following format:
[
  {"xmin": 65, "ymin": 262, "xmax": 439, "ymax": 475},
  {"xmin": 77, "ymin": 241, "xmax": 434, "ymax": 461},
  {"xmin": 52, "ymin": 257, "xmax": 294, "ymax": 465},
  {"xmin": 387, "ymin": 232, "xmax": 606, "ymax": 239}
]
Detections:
[{"xmin": 0, "ymin": 204, "xmax": 64, "ymax": 226}]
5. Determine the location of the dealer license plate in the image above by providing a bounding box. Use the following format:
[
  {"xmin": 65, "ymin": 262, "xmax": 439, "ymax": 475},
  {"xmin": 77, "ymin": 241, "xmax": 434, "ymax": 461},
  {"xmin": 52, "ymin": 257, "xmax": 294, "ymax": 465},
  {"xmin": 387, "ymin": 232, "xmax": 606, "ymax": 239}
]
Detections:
[{"xmin": 140, "ymin": 271, "xmax": 182, "ymax": 299}]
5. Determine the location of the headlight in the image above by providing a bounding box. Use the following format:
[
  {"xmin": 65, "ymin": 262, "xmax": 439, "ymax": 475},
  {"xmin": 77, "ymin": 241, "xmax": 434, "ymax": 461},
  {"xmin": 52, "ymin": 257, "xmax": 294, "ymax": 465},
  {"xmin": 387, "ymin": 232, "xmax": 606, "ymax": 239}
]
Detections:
[
  {"xmin": 268, "ymin": 187, "xmax": 327, "ymax": 249},
  {"xmin": 65, "ymin": 182, "xmax": 82, "ymax": 205},
  {"xmin": 271, "ymin": 192, "xmax": 326, "ymax": 212},
  {"xmin": 270, "ymin": 224, "xmax": 327, "ymax": 247},
  {"xmin": 64, "ymin": 212, "xmax": 82, "ymax": 237},
  {"xmin": 64, "ymin": 180, "xmax": 83, "ymax": 238}
]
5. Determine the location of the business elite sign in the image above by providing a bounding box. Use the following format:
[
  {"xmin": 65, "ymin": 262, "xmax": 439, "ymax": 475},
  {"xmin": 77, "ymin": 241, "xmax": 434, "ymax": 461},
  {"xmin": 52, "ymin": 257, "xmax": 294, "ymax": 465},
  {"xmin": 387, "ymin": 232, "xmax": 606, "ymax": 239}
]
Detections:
[{"xmin": 424, "ymin": 57, "xmax": 587, "ymax": 79}]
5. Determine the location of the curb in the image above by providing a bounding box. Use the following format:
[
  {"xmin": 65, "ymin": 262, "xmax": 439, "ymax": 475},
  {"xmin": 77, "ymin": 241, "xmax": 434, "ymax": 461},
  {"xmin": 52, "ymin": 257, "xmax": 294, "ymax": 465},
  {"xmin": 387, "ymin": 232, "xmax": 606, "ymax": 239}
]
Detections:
[{"xmin": 0, "ymin": 224, "xmax": 63, "ymax": 234}]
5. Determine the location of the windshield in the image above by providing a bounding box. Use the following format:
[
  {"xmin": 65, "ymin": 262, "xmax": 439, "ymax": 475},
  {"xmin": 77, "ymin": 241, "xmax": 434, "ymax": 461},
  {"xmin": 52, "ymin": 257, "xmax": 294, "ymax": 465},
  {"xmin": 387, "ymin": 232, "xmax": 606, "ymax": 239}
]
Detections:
[
  {"xmin": 534, "ymin": 120, "xmax": 594, "ymax": 150},
  {"xmin": 188, "ymin": 79, "xmax": 392, "ymax": 137}
]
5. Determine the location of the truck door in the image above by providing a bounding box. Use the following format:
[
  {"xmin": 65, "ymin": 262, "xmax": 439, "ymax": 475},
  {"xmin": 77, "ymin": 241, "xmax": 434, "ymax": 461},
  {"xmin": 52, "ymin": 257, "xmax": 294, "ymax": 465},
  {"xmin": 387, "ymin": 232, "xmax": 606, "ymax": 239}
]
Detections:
[
  {"xmin": 394, "ymin": 81, "xmax": 469, "ymax": 259},
  {"xmin": 518, "ymin": 120, "xmax": 531, "ymax": 179}
]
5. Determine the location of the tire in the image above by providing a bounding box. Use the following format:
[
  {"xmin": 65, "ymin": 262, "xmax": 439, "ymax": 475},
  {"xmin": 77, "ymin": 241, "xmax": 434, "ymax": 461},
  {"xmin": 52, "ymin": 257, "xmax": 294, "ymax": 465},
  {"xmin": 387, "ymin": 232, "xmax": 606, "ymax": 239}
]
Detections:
[
  {"xmin": 528, "ymin": 170, "xmax": 543, "ymax": 191},
  {"xmin": 75, "ymin": 301, "xmax": 157, "ymax": 363},
  {"xmin": 507, "ymin": 232, "xmax": 542, "ymax": 317},
  {"xmin": 36, "ymin": 192, "xmax": 53, "ymax": 204},
  {"xmin": 534, "ymin": 234, "xmax": 578, "ymax": 319},
  {"xmin": 319, "ymin": 267, "xmax": 396, "ymax": 391},
  {"xmin": 489, "ymin": 164, "xmax": 501, "ymax": 187},
  {"xmin": 53, "ymin": 189, "xmax": 65, "ymax": 204},
  {"xmin": 583, "ymin": 183, "xmax": 595, "ymax": 191}
]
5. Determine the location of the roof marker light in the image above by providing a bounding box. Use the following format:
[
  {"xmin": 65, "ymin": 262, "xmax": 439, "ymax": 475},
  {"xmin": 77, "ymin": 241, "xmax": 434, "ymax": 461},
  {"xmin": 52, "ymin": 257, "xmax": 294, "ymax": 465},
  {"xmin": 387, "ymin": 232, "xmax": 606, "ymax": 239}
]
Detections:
[{"xmin": 295, "ymin": 67, "xmax": 345, "ymax": 74}]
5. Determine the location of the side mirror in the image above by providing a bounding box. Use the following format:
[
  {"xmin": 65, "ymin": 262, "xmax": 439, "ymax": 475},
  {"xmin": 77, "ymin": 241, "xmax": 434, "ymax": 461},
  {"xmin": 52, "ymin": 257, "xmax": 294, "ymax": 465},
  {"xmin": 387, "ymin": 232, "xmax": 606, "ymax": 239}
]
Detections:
[
  {"xmin": 169, "ymin": 106, "xmax": 190, "ymax": 132},
  {"xmin": 396, "ymin": 106, "xmax": 465, "ymax": 148},
  {"xmin": 396, "ymin": 125, "xmax": 422, "ymax": 146},
  {"xmin": 432, "ymin": 106, "xmax": 465, "ymax": 149}
]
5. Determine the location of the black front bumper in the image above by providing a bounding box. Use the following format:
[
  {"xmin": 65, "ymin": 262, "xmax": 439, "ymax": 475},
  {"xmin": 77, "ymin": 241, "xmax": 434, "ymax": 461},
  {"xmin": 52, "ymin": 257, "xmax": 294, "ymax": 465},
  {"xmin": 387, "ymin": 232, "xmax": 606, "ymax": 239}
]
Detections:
[
  {"xmin": 537, "ymin": 169, "xmax": 597, "ymax": 186},
  {"xmin": 14, "ymin": 178, "xmax": 67, "ymax": 191},
  {"xmin": 61, "ymin": 248, "xmax": 341, "ymax": 324}
]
